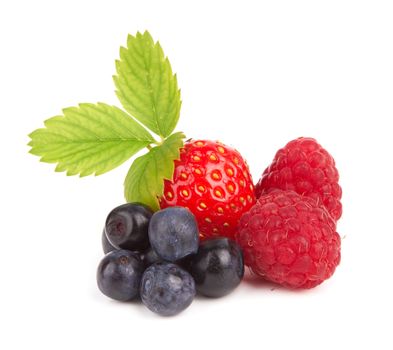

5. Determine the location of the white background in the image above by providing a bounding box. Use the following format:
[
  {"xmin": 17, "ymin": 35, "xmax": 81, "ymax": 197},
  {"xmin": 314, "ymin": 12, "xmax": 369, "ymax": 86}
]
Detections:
[{"xmin": 1, "ymin": 1, "xmax": 392, "ymax": 349}]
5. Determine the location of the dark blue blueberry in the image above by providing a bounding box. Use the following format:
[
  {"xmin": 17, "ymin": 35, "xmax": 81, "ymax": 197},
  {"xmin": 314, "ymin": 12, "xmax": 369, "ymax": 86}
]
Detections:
[
  {"xmin": 141, "ymin": 246, "xmax": 163, "ymax": 267},
  {"xmin": 102, "ymin": 229, "xmax": 117, "ymax": 254},
  {"xmin": 105, "ymin": 203, "xmax": 153, "ymax": 251},
  {"xmin": 148, "ymin": 207, "xmax": 199, "ymax": 262},
  {"xmin": 140, "ymin": 262, "xmax": 196, "ymax": 316},
  {"xmin": 97, "ymin": 250, "xmax": 144, "ymax": 301},
  {"xmin": 187, "ymin": 238, "xmax": 244, "ymax": 298}
]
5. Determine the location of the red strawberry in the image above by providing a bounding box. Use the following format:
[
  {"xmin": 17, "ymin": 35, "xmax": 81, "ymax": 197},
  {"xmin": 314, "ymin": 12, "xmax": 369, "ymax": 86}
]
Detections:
[{"xmin": 159, "ymin": 140, "xmax": 256, "ymax": 240}]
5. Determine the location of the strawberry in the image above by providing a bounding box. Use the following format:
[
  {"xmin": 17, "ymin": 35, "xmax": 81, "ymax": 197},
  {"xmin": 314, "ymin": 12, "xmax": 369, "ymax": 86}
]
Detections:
[{"xmin": 159, "ymin": 140, "xmax": 256, "ymax": 240}]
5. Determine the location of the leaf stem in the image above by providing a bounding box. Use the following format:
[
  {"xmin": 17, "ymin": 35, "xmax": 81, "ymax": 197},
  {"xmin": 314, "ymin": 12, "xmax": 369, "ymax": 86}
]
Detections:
[{"xmin": 149, "ymin": 136, "xmax": 165, "ymax": 149}]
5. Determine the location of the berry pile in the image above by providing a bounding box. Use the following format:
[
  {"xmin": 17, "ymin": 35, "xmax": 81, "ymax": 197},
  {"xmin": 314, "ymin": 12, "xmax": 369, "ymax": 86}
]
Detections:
[
  {"xmin": 98, "ymin": 137, "xmax": 343, "ymax": 315},
  {"xmin": 27, "ymin": 31, "xmax": 344, "ymax": 317},
  {"xmin": 97, "ymin": 203, "xmax": 244, "ymax": 316}
]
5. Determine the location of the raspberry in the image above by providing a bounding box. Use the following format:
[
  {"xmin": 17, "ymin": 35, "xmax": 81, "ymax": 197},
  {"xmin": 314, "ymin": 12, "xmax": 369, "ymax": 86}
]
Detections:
[
  {"xmin": 236, "ymin": 190, "xmax": 341, "ymax": 289},
  {"xmin": 255, "ymin": 137, "xmax": 342, "ymax": 221},
  {"xmin": 160, "ymin": 140, "xmax": 256, "ymax": 240}
]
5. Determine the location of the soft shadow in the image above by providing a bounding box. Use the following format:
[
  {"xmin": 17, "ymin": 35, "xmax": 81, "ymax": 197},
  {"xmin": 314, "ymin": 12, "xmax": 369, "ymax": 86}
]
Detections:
[
  {"xmin": 242, "ymin": 268, "xmax": 281, "ymax": 290},
  {"xmin": 242, "ymin": 269, "xmax": 316, "ymax": 295}
]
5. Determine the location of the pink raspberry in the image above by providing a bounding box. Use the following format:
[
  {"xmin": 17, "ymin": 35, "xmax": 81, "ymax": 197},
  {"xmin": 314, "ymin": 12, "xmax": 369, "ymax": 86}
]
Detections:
[
  {"xmin": 255, "ymin": 137, "xmax": 342, "ymax": 221},
  {"xmin": 236, "ymin": 190, "xmax": 341, "ymax": 289}
]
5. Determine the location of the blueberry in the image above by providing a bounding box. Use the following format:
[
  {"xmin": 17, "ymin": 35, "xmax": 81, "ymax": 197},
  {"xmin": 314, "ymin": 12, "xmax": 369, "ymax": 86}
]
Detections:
[
  {"xmin": 105, "ymin": 203, "xmax": 153, "ymax": 251},
  {"xmin": 97, "ymin": 250, "xmax": 144, "ymax": 301},
  {"xmin": 187, "ymin": 238, "xmax": 244, "ymax": 297},
  {"xmin": 141, "ymin": 247, "xmax": 163, "ymax": 267},
  {"xmin": 140, "ymin": 262, "xmax": 196, "ymax": 316},
  {"xmin": 102, "ymin": 229, "xmax": 117, "ymax": 254},
  {"xmin": 148, "ymin": 207, "xmax": 199, "ymax": 262}
]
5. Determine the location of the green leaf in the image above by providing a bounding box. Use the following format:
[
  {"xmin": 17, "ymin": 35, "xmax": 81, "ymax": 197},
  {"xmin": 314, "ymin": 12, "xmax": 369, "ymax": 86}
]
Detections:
[
  {"xmin": 114, "ymin": 31, "xmax": 181, "ymax": 138},
  {"xmin": 28, "ymin": 103, "xmax": 155, "ymax": 177},
  {"xmin": 124, "ymin": 131, "xmax": 185, "ymax": 210}
]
